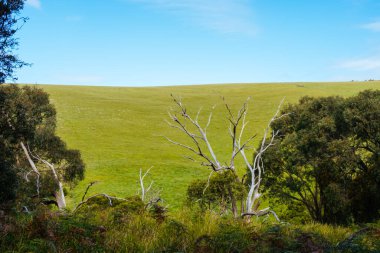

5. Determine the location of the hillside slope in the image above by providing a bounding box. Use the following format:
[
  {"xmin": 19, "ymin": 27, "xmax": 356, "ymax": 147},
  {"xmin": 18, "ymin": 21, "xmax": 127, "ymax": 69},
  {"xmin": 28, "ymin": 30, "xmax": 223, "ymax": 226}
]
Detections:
[{"xmin": 40, "ymin": 82, "xmax": 380, "ymax": 208}]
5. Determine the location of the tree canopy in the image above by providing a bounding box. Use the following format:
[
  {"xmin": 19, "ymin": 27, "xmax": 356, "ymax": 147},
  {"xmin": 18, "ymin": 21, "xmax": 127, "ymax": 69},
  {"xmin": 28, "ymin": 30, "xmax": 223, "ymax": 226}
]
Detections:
[
  {"xmin": 0, "ymin": 84, "xmax": 85, "ymax": 207},
  {"xmin": 262, "ymin": 90, "xmax": 380, "ymax": 224},
  {"xmin": 0, "ymin": 0, "xmax": 28, "ymax": 83}
]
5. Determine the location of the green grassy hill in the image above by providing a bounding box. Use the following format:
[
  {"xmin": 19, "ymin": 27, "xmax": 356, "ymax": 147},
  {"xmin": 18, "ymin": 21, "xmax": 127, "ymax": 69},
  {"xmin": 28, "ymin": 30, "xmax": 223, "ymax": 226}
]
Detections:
[{"xmin": 39, "ymin": 81, "xmax": 380, "ymax": 208}]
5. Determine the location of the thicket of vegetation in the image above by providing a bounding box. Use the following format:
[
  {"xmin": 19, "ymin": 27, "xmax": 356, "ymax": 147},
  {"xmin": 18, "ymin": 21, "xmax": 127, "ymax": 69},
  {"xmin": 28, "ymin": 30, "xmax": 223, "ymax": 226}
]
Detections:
[{"xmin": 1, "ymin": 200, "xmax": 380, "ymax": 252}]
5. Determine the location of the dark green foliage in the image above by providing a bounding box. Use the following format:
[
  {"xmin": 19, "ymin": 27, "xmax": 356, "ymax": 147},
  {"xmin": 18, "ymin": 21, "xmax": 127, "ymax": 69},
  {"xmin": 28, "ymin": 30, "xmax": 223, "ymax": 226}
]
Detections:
[
  {"xmin": 75, "ymin": 195, "xmax": 145, "ymax": 217},
  {"xmin": 336, "ymin": 227, "xmax": 380, "ymax": 253},
  {"xmin": 194, "ymin": 221, "xmax": 343, "ymax": 253},
  {"xmin": 1, "ymin": 207, "xmax": 106, "ymax": 252},
  {"xmin": 262, "ymin": 90, "xmax": 380, "ymax": 224},
  {"xmin": 0, "ymin": 84, "xmax": 84, "ymax": 207},
  {"xmin": 0, "ymin": 0, "xmax": 28, "ymax": 83},
  {"xmin": 343, "ymin": 90, "xmax": 380, "ymax": 222},
  {"xmin": 155, "ymin": 219, "xmax": 190, "ymax": 252},
  {"xmin": 187, "ymin": 170, "xmax": 246, "ymax": 213},
  {"xmin": 208, "ymin": 221, "xmax": 253, "ymax": 253},
  {"xmin": 148, "ymin": 202, "xmax": 167, "ymax": 222},
  {"xmin": 114, "ymin": 195, "xmax": 145, "ymax": 213},
  {"xmin": 0, "ymin": 145, "xmax": 16, "ymax": 203},
  {"xmin": 0, "ymin": 85, "xmax": 55, "ymax": 142}
]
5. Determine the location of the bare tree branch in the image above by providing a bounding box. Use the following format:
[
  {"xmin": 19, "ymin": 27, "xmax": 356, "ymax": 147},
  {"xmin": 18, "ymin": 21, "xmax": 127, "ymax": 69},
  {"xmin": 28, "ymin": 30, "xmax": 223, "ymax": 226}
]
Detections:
[
  {"xmin": 73, "ymin": 194, "xmax": 128, "ymax": 213},
  {"xmin": 81, "ymin": 181, "xmax": 98, "ymax": 202},
  {"xmin": 20, "ymin": 141, "xmax": 40, "ymax": 196},
  {"xmin": 203, "ymin": 170, "xmax": 215, "ymax": 195},
  {"xmin": 245, "ymin": 98, "xmax": 287, "ymax": 214},
  {"xmin": 167, "ymin": 95, "xmax": 225, "ymax": 171},
  {"xmin": 140, "ymin": 167, "xmax": 153, "ymax": 201},
  {"xmin": 241, "ymin": 209, "xmax": 280, "ymax": 222}
]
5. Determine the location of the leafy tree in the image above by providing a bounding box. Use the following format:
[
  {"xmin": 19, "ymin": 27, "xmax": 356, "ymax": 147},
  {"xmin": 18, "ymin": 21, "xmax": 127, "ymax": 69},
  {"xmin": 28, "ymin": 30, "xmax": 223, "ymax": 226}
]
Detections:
[
  {"xmin": 0, "ymin": 84, "xmax": 85, "ymax": 209},
  {"xmin": 0, "ymin": 0, "xmax": 29, "ymax": 83},
  {"xmin": 262, "ymin": 90, "xmax": 380, "ymax": 224},
  {"xmin": 343, "ymin": 90, "xmax": 380, "ymax": 222}
]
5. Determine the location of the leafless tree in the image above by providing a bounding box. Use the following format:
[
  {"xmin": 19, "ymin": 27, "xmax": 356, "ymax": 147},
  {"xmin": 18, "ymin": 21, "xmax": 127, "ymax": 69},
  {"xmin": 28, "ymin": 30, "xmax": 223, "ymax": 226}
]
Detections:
[{"xmin": 167, "ymin": 95, "xmax": 284, "ymax": 221}]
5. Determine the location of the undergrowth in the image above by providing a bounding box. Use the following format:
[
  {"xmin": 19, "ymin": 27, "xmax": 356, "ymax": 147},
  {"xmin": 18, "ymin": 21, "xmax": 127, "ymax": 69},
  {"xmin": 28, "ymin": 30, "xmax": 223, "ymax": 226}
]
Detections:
[{"xmin": 1, "ymin": 199, "xmax": 379, "ymax": 252}]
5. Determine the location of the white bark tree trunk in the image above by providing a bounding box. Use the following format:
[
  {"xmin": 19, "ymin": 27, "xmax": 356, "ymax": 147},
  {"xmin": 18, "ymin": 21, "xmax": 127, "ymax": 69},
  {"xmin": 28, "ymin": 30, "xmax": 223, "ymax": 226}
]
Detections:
[
  {"xmin": 21, "ymin": 141, "xmax": 66, "ymax": 210},
  {"xmin": 20, "ymin": 141, "xmax": 40, "ymax": 196},
  {"xmin": 39, "ymin": 158, "xmax": 67, "ymax": 210},
  {"xmin": 167, "ymin": 96, "xmax": 286, "ymax": 221}
]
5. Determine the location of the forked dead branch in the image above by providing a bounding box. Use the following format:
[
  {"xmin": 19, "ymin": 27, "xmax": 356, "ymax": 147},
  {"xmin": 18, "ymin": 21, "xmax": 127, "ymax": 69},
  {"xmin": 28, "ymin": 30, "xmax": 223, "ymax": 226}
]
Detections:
[
  {"xmin": 167, "ymin": 95, "xmax": 286, "ymax": 220},
  {"xmin": 21, "ymin": 142, "xmax": 67, "ymax": 210}
]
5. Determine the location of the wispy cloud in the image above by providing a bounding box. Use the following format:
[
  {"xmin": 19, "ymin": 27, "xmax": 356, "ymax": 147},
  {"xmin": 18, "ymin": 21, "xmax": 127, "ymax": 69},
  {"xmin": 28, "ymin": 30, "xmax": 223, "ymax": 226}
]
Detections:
[
  {"xmin": 25, "ymin": 0, "xmax": 41, "ymax": 9},
  {"xmin": 360, "ymin": 21, "xmax": 380, "ymax": 32},
  {"xmin": 129, "ymin": 0, "xmax": 257, "ymax": 36},
  {"xmin": 336, "ymin": 57, "xmax": 380, "ymax": 70}
]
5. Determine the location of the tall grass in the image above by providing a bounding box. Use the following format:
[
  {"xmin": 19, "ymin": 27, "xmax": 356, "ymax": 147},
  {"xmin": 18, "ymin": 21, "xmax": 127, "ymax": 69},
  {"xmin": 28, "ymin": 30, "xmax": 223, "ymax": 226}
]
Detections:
[{"xmin": 1, "ymin": 202, "xmax": 379, "ymax": 252}]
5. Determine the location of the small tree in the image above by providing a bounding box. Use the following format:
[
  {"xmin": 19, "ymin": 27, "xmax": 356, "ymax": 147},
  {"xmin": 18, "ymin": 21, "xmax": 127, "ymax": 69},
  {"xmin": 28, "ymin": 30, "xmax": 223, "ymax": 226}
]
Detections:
[
  {"xmin": 167, "ymin": 95, "xmax": 283, "ymax": 220},
  {"xmin": 0, "ymin": 0, "xmax": 29, "ymax": 83}
]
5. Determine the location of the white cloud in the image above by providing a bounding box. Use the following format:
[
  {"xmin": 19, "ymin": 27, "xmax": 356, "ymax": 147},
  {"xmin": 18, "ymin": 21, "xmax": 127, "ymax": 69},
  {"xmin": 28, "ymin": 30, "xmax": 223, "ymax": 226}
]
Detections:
[
  {"xmin": 26, "ymin": 0, "xmax": 41, "ymax": 9},
  {"xmin": 129, "ymin": 0, "xmax": 257, "ymax": 36},
  {"xmin": 360, "ymin": 21, "xmax": 380, "ymax": 32},
  {"xmin": 337, "ymin": 57, "xmax": 380, "ymax": 70}
]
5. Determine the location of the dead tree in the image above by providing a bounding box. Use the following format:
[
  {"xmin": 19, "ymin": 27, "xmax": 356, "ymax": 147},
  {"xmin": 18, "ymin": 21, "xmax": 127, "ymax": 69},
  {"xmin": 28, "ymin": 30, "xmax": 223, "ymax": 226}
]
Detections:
[
  {"xmin": 241, "ymin": 99, "xmax": 286, "ymax": 219},
  {"xmin": 36, "ymin": 157, "xmax": 67, "ymax": 210},
  {"xmin": 20, "ymin": 141, "xmax": 41, "ymax": 197},
  {"xmin": 139, "ymin": 167, "xmax": 153, "ymax": 202},
  {"xmin": 21, "ymin": 142, "xmax": 67, "ymax": 210},
  {"xmin": 167, "ymin": 95, "xmax": 284, "ymax": 221}
]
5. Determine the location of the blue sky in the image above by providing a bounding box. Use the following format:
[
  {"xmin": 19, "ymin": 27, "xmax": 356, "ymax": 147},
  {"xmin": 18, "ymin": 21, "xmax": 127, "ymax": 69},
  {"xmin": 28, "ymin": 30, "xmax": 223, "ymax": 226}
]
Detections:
[{"xmin": 16, "ymin": 0, "xmax": 380, "ymax": 86}]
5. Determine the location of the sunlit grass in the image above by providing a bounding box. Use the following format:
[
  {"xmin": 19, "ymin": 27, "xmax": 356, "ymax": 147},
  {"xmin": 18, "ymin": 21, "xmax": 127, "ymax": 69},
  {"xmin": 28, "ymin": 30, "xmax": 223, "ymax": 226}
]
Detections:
[{"xmin": 36, "ymin": 81, "xmax": 380, "ymax": 208}]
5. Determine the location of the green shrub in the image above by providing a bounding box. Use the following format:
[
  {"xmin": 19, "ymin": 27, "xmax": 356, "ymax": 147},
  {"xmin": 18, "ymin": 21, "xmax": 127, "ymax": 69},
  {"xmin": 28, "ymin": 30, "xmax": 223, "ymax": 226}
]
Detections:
[{"xmin": 187, "ymin": 170, "xmax": 246, "ymax": 213}]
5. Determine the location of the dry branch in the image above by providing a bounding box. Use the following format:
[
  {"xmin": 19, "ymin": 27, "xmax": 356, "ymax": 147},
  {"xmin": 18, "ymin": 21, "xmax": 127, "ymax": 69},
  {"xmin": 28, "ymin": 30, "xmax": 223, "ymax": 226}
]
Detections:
[
  {"xmin": 140, "ymin": 167, "xmax": 153, "ymax": 201},
  {"xmin": 81, "ymin": 181, "xmax": 98, "ymax": 202},
  {"xmin": 27, "ymin": 146, "xmax": 67, "ymax": 210},
  {"xmin": 20, "ymin": 141, "xmax": 40, "ymax": 196},
  {"xmin": 167, "ymin": 95, "xmax": 286, "ymax": 220},
  {"xmin": 241, "ymin": 209, "xmax": 280, "ymax": 222},
  {"xmin": 73, "ymin": 193, "xmax": 128, "ymax": 213}
]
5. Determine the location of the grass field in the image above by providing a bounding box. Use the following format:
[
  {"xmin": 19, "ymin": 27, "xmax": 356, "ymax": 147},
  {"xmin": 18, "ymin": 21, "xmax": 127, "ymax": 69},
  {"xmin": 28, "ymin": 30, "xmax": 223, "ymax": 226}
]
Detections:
[{"xmin": 39, "ymin": 81, "xmax": 380, "ymax": 209}]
